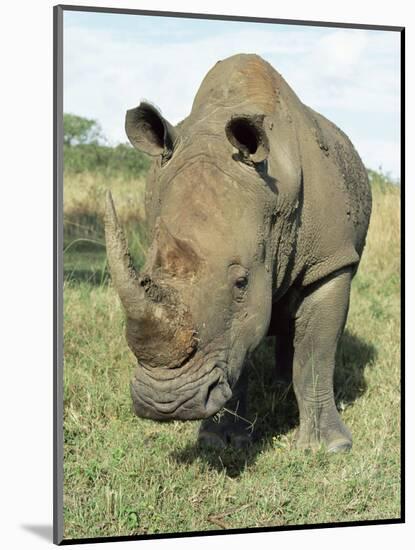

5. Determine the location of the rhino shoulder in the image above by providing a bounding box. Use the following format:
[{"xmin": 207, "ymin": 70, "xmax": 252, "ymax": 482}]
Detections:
[{"xmin": 304, "ymin": 106, "xmax": 372, "ymax": 233}]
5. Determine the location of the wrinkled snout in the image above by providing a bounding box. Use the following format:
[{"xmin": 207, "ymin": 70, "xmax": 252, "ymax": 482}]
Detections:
[{"xmin": 130, "ymin": 360, "xmax": 232, "ymax": 420}]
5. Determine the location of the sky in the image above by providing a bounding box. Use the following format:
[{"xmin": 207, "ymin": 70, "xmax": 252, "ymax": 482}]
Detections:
[{"xmin": 63, "ymin": 10, "xmax": 401, "ymax": 179}]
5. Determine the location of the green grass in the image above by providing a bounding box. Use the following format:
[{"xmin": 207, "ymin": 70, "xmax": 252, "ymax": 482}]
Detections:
[{"xmin": 62, "ymin": 171, "xmax": 401, "ymax": 539}]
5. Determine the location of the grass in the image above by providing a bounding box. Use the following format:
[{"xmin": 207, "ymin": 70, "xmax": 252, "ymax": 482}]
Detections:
[
  {"xmin": 63, "ymin": 172, "xmax": 148, "ymax": 284},
  {"xmin": 62, "ymin": 170, "xmax": 401, "ymax": 539}
]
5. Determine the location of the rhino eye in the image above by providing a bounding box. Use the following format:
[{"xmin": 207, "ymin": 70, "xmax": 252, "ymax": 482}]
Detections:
[
  {"xmin": 235, "ymin": 276, "xmax": 248, "ymax": 289},
  {"xmin": 229, "ymin": 264, "xmax": 249, "ymax": 301},
  {"xmin": 233, "ymin": 275, "xmax": 249, "ymax": 303}
]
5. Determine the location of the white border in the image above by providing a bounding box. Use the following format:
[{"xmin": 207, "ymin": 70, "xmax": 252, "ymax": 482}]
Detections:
[{"xmin": 0, "ymin": 1, "xmax": 411, "ymax": 549}]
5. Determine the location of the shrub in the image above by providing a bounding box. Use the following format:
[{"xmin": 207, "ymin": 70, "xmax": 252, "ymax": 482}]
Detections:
[{"xmin": 64, "ymin": 143, "xmax": 150, "ymax": 179}]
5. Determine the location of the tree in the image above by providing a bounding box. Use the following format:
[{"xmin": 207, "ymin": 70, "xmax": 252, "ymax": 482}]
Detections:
[{"xmin": 63, "ymin": 113, "xmax": 105, "ymax": 146}]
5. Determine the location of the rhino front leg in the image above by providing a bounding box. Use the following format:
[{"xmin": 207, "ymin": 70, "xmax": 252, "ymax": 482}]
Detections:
[
  {"xmin": 292, "ymin": 267, "xmax": 353, "ymax": 452},
  {"xmin": 198, "ymin": 364, "xmax": 252, "ymax": 449}
]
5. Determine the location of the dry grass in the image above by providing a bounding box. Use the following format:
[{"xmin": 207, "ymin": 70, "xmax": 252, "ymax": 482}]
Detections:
[{"xmin": 64, "ymin": 171, "xmax": 147, "ymax": 224}]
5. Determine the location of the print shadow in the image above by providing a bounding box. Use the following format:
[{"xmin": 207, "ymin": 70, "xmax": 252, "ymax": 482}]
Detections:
[
  {"xmin": 21, "ymin": 524, "xmax": 53, "ymax": 542},
  {"xmin": 171, "ymin": 329, "xmax": 377, "ymax": 478}
]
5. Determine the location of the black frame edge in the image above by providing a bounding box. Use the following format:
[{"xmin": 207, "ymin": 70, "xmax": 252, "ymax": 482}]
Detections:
[
  {"xmin": 400, "ymin": 26, "xmax": 405, "ymax": 524},
  {"xmin": 53, "ymin": 4, "xmax": 64, "ymax": 546},
  {"xmin": 56, "ymin": 3, "xmax": 404, "ymax": 32}
]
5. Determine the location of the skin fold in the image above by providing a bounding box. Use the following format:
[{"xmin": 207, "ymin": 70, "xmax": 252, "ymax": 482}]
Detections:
[{"xmin": 105, "ymin": 53, "xmax": 372, "ymax": 452}]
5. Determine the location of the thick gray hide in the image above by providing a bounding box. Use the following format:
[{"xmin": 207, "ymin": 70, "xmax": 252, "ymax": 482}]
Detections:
[{"xmin": 105, "ymin": 54, "xmax": 371, "ymax": 452}]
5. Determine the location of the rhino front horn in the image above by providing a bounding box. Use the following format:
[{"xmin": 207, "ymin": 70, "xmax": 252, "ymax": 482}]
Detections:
[{"xmin": 104, "ymin": 191, "xmax": 145, "ymax": 318}]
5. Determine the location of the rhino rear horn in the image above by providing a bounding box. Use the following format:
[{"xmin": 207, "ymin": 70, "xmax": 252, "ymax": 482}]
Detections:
[
  {"xmin": 151, "ymin": 218, "xmax": 200, "ymax": 278},
  {"xmin": 225, "ymin": 114, "xmax": 269, "ymax": 164},
  {"xmin": 125, "ymin": 102, "xmax": 176, "ymax": 157}
]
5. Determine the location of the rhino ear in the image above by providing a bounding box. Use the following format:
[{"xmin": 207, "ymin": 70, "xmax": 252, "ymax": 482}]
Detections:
[
  {"xmin": 225, "ymin": 114, "xmax": 269, "ymax": 164},
  {"xmin": 125, "ymin": 102, "xmax": 176, "ymax": 157}
]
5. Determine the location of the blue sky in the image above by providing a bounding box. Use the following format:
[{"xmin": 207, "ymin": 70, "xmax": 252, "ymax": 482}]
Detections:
[{"xmin": 64, "ymin": 11, "xmax": 401, "ymax": 179}]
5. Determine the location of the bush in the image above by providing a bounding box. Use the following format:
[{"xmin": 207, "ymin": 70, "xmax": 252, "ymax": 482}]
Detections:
[
  {"xmin": 64, "ymin": 142, "xmax": 150, "ymax": 179},
  {"xmin": 63, "ymin": 113, "xmax": 150, "ymax": 178},
  {"xmin": 367, "ymin": 168, "xmax": 399, "ymax": 192},
  {"xmin": 64, "ymin": 113, "xmax": 105, "ymax": 147}
]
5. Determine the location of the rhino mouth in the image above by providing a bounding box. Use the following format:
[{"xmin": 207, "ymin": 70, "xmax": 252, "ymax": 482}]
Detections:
[{"xmin": 130, "ymin": 358, "xmax": 232, "ymax": 421}]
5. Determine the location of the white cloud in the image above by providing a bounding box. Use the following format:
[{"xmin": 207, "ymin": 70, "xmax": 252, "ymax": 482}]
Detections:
[
  {"xmin": 356, "ymin": 137, "xmax": 401, "ymax": 179},
  {"xmin": 64, "ymin": 25, "xmax": 310, "ymax": 132},
  {"xmin": 275, "ymin": 30, "xmax": 400, "ymax": 116},
  {"xmin": 64, "ymin": 19, "xmax": 400, "ymax": 178},
  {"xmin": 310, "ymin": 30, "xmax": 369, "ymax": 80}
]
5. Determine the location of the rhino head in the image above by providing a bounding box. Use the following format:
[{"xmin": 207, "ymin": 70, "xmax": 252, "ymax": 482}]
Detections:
[{"xmin": 105, "ymin": 67, "xmax": 301, "ymax": 421}]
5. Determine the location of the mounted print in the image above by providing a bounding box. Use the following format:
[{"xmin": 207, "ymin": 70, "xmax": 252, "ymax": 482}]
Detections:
[{"xmin": 54, "ymin": 4, "xmax": 404, "ymax": 545}]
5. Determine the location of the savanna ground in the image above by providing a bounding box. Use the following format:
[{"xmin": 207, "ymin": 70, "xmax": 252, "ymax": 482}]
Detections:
[{"xmin": 63, "ymin": 169, "xmax": 401, "ymax": 539}]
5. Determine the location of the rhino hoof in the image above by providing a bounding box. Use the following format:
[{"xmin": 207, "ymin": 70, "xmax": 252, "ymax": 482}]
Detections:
[{"xmin": 294, "ymin": 422, "xmax": 352, "ymax": 453}]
